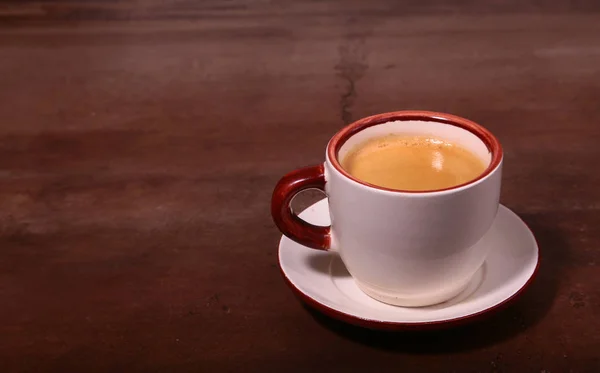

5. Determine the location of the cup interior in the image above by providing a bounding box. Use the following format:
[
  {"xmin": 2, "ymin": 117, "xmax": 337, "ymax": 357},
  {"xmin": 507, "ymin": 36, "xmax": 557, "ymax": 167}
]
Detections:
[
  {"xmin": 328, "ymin": 111, "xmax": 503, "ymax": 193},
  {"xmin": 338, "ymin": 119, "xmax": 492, "ymax": 167}
]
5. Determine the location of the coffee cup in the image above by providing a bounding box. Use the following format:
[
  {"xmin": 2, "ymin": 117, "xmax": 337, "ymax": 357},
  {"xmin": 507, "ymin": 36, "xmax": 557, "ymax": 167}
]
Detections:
[{"xmin": 271, "ymin": 111, "xmax": 503, "ymax": 307}]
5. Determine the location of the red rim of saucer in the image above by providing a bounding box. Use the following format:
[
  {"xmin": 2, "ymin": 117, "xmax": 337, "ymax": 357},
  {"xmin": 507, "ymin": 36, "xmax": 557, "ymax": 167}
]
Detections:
[
  {"xmin": 278, "ymin": 212, "xmax": 540, "ymax": 331},
  {"xmin": 327, "ymin": 110, "xmax": 504, "ymax": 194}
]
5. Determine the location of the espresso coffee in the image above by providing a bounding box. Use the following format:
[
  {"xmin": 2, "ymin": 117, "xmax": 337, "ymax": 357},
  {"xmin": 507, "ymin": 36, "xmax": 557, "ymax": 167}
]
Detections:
[{"xmin": 341, "ymin": 134, "xmax": 487, "ymax": 191}]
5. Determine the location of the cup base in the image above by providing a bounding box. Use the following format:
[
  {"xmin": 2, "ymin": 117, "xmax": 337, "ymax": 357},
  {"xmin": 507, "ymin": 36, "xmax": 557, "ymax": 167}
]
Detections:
[{"xmin": 355, "ymin": 280, "xmax": 471, "ymax": 308}]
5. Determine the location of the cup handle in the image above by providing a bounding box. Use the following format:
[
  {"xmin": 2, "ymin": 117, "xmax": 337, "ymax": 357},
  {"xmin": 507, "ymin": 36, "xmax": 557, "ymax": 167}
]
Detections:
[{"xmin": 271, "ymin": 164, "xmax": 331, "ymax": 251}]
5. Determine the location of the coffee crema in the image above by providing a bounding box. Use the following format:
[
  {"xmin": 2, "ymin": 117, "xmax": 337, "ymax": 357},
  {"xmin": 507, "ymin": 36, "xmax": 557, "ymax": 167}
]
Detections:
[{"xmin": 340, "ymin": 134, "xmax": 487, "ymax": 191}]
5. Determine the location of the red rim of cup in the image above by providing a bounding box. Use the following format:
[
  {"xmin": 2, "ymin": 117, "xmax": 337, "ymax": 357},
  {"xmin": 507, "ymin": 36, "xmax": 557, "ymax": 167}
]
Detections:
[{"xmin": 327, "ymin": 110, "xmax": 504, "ymax": 193}]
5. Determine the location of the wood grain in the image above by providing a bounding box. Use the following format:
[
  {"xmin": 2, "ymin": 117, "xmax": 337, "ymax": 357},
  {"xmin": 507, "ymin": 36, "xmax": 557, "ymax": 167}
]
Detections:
[{"xmin": 1, "ymin": 1, "xmax": 599, "ymax": 372}]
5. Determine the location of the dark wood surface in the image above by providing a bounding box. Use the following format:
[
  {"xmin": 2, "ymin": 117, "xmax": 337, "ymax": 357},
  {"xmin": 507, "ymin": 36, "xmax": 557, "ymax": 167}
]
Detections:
[{"xmin": 1, "ymin": 1, "xmax": 599, "ymax": 372}]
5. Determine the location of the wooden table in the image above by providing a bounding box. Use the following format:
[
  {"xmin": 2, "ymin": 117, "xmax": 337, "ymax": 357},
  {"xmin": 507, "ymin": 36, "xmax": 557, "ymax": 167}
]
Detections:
[{"xmin": 1, "ymin": 1, "xmax": 599, "ymax": 371}]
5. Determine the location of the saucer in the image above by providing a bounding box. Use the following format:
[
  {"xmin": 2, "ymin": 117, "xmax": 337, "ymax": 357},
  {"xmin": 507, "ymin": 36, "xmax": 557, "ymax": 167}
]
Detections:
[{"xmin": 278, "ymin": 199, "xmax": 539, "ymax": 330}]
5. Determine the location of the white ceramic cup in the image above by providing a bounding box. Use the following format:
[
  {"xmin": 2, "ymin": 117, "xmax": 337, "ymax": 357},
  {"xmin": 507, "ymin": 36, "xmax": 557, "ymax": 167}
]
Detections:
[{"xmin": 272, "ymin": 111, "xmax": 503, "ymax": 307}]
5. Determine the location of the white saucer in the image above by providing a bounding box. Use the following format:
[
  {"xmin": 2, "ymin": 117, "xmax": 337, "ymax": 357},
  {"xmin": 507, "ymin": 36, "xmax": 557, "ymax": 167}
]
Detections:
[{"xmin": 278, "ymin": 199, "xmax": 539, "ymax": 330}]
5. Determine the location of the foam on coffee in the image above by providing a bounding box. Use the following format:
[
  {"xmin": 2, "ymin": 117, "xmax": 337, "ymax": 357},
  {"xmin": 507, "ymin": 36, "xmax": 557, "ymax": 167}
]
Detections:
[{"xmin": 341, "ymin": 134, "xmax": 487, "ymax": 191}]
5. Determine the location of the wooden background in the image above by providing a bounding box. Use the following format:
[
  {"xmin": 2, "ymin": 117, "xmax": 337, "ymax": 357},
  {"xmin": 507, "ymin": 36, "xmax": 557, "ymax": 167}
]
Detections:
[{"xmin": 1, "ymin": 1, "xmax": 599, "ymax": 372}]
